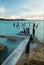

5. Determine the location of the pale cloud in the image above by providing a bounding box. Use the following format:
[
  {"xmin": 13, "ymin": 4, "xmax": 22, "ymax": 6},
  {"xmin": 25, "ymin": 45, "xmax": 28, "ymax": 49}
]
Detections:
[
  {"xmin": 19, "ymin": 0, "xmax": 44, "ymax": 17},
  {"xmin": 0, "ymin": 6, "xmax": 11, "ymax": 18},
  {"xmin": 0, "ymin": 0, "xmax": 44, "ymax": 20},
  {"xmin": 9, "ymin": 15, "xmax": 21, "ymax": 19},
  {"xmin": 27, "ymin": 0, "xmax": 44, "ymax": 16},
  {"xmin": 0, "ymin": 6, "xmax": 6, "ymax": 14},
  {"xmin": 28, "ymin": 9, "xmax": 43, "ymax": 16}
]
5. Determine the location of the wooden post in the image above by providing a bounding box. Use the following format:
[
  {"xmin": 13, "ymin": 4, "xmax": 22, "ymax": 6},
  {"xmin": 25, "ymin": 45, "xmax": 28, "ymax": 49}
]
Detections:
[
  {"xmin": 25, "ymin": 39, "xmax": 30, "ymax": 54},
  {"xmin": 26, "ymin": 28, "xmax": 29, "ymax": 36},
  {"xmin": 33, "ymin": 23, "xmax": 35, "ymax": 35}
]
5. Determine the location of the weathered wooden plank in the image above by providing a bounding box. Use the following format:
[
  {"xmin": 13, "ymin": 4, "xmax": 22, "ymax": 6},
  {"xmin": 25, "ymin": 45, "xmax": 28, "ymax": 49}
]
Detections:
[
  {"xmin": 0, "ymin": 35, "xmax": 26, "ymax": 40},
  {"xmin": 2, "ymin": 35, "xmax": 30, "ymax": 65}
]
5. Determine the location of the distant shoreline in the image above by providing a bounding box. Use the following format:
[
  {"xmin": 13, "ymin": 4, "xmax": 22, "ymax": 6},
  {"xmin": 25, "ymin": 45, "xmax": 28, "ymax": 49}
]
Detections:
[
  {"xmin": 0, "ymin": 18, "xmax": 28, "ymax": 21},
  {"xmin": 0, "ymin": 18, "xmax": 44, "ymax": 21}
]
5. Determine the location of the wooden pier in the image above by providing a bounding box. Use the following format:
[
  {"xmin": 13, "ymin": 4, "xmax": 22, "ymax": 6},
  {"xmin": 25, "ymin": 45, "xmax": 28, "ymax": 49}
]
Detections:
[
  {"xmin": 1, "ymin": 34, "xmax": 44, "ymax": 65},
  {"xmin": 2, "ymin": 35, "xmax": 30, "ymax": 65},
  {"xmin": 0, "ymin": 35, "xmax": 26, "ymax": 40}
]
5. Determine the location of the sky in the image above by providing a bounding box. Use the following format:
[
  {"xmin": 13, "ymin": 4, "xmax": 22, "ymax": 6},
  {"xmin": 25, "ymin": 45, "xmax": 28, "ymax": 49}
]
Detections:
[{"xmin": 0, "ymin": 0, "xmax": 44, "ymax": 19}]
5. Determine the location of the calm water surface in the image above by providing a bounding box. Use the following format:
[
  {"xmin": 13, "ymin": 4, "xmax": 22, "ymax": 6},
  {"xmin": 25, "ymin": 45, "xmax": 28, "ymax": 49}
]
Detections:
[{"xmin": 0, "ymin": 20, "xmax": 44, "ymax": 62}]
